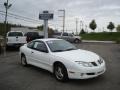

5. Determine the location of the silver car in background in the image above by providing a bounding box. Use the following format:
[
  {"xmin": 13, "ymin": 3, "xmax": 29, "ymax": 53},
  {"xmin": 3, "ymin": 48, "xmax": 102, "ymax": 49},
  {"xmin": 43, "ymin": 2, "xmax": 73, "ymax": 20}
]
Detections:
[{"xmin": 53, "ymin": 32, "xmax": 82, "ymax": 43}]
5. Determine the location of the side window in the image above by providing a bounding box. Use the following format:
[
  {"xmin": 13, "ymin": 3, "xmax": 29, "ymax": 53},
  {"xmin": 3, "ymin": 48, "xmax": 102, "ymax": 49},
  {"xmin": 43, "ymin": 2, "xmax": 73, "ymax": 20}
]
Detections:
[
  {"xmin": 27, "ymin": 41, "xmax": 34, "ymax": 48},
  {"xmin": 33, "ymin": 41, "xmax": 48, "ymax": 53},
  {"xmin": 68, "ymin": 33, "xmax": 73, "ymax": 37},
  {"xmin": 63, "ymin": 33, "xmax": 68, "ymax": 36}
]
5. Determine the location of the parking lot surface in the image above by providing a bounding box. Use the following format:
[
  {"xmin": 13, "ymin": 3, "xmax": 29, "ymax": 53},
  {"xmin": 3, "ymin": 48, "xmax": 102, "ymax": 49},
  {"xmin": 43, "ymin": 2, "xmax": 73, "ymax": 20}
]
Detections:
[{"xmin": 0, "ymin": 43, "xmax": 120, "ymax": 90}]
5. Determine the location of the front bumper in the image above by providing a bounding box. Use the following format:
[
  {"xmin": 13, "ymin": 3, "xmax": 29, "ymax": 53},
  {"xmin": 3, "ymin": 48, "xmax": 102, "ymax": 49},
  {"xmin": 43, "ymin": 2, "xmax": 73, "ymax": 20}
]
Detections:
[{"xmin": 68, "ymin": 63, "xmax": 106, "ymax": 79}]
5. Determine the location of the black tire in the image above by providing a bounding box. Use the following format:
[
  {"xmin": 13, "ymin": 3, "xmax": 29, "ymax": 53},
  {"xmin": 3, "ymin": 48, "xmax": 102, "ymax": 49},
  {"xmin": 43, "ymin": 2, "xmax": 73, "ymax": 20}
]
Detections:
[
  {"xmin": 21, "ymin": 54, "xmax": 27, "ymax": 66},
  {"xmin": 54, "ymin": 63, "xmax": 68, "ymax": 82},
  {"xmin": 74, "ymin": 39, "xmax": 80, "ymax": 44}
]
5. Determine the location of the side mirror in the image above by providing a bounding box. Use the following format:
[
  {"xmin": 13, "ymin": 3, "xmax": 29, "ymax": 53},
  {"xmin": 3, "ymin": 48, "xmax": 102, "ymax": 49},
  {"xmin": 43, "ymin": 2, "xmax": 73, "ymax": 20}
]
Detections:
[{"xmin": 41, "ymin": 49, "xmax": 48, "ymax": 53}]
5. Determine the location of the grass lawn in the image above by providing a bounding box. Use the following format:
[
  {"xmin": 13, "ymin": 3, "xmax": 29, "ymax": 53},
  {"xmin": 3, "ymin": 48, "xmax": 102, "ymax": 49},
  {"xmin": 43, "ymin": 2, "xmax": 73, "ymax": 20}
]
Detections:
[{"xmin": 80, "ymin": 32, "xmax": 120, "ymax": 42}]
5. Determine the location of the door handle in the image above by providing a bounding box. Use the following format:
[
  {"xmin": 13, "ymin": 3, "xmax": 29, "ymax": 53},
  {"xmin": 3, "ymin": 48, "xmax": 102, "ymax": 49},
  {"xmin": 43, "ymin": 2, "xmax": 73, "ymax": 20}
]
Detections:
[{"xmin": 31, "ymin": 51, "xmax": 34, "ymax": 53}]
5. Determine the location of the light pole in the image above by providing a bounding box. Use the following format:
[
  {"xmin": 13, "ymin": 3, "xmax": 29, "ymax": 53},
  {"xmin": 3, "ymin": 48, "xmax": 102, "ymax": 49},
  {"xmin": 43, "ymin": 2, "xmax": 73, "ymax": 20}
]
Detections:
[
  {"xmin": 80, "ymin": 20, "xmax": 83, "ymax": 30},
  {"xmin": 58, "ymin": 9, "xmax": 65, "ymax": 33},
  {"xmin": 85, "ymin": 25, "xmax": 88, "ymax": 33},
  {"xmin": 76, "ymin": 18, "xmax": 78, "ymax": 35},
  {"xmin": 80, "ymin": 20, "xmax": 84, "ymax": 34},
  {"xmin": 4, "ymin": 0, "xmax": 12, "ymax": 36},
  {"xmin": 3, "ymin": 0, "xmax": 12, "ymax": 56}
]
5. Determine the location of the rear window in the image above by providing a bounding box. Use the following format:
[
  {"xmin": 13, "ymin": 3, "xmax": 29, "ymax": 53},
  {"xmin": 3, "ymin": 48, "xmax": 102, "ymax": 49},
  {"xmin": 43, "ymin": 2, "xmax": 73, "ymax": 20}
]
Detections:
[
  {"xmin": 53, "ymin": 32, "xmax": 61, "ymax": 36},
  {"xmin": 24, "ymin": 32, "xmax": 39, "ymax": 36},
  {"xmin": 8, "ymin": 32, "xmax": 23, "ymax": 36}
]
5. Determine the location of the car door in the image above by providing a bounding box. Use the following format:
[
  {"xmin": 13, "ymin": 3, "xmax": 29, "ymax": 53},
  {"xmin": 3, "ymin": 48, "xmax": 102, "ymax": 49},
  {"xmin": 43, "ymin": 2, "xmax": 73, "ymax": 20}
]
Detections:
[
  {"xmin": 31, "ymin": 41, "xmax": 51, "ymax": 71},
  {"xmin": 62, "ymin": 33, "xmax": 69, "ymax": 41},
  {"xmin": 25, "ymin": 41, "xmax": 35, "ymax": 64},
  {"xmin": 68, "ymin": 33, "xmax": 74, "ymax": 42}
]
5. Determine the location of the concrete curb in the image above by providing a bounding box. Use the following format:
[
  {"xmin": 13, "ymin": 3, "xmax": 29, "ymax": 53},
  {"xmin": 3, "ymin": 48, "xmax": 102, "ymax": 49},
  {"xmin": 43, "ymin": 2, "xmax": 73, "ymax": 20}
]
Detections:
[{"xmin": 82, "ymin": 40, "xmax": 115, "ymax": 43}]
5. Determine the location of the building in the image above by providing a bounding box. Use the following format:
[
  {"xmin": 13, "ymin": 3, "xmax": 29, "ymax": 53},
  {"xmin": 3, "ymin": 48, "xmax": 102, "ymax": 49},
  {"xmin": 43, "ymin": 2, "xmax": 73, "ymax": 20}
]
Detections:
[{"xmin": 10, "ymin": 27, "xmax": 44, "ymax": 36}]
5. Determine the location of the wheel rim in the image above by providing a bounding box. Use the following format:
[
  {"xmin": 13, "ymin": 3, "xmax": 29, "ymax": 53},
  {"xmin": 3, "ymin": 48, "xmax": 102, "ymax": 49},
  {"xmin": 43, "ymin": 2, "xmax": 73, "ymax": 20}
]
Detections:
[
  {"xmin": 75, "ymin": 39, "xmax": 79, "ymax": 43},
  {"xmin": 21, "ymin": 56, "xmax": 26, "ymax": 65},
  {"xmin": 55, "ymin": 66, "xmax": 64, "ymax": 80}
]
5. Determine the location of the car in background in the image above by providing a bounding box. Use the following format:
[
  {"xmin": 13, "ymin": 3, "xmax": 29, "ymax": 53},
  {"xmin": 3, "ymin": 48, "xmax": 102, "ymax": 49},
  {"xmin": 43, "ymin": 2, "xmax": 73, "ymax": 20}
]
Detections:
[
  {"xmin": 20, "ymin": 38, "xmax": 106, "ymax": 81},
  {"xmin": 6, "ymin": 31, "xmax": 26, "ymax": 47},
  {"xmin": 53, "ymin": 32, "xmax": 82, "ymax": 43},
  {"xmin": 24, "ymin": 32, "xmax": 43, "ymax": 43}
]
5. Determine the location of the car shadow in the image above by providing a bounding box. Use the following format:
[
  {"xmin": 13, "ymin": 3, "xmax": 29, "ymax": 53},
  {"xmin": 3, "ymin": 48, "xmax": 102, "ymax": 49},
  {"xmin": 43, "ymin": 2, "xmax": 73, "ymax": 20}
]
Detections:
[
  {"xmin": 68, "ymin": 75, "xmax": 105, "ymax": 85},
  {"xmin": 20, "ymin": 64, "xmax": 54, "ymax": 77},
  {"xmin": 6, "ymin": 46, "xmax": 20, "ymax": 52}
]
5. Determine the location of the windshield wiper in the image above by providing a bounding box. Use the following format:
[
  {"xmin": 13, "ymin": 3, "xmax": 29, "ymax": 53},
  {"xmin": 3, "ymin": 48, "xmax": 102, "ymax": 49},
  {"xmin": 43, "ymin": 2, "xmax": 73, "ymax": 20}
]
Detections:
[
  {"xmin": 52, "ymin": 50, "xmax": 64, "ymax": 52},
  {"xmin": 64, "ymin": 48, "xmax": 76, "ymax": 51}
]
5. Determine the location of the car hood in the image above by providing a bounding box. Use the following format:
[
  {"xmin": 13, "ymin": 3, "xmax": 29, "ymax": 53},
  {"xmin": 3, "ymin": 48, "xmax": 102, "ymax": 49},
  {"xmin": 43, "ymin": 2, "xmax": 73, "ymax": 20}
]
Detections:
[{"xmin": 52, "ymin": 49, "xmax": 99, "ymax": 62}]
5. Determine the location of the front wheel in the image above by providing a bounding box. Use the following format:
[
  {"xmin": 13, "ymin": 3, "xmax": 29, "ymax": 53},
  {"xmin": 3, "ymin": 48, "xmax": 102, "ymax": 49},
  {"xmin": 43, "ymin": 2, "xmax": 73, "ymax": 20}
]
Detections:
[
  {"xmin": 21, "ymin": 55, "xmax": 27, "ymax": 66},
  {"xmin": 74, "ymin": 39, "xmax": 82, "ymax": 44},
  {"xmin": 54, "ymin": 63, "xmax": 68, "ymax": 82}
]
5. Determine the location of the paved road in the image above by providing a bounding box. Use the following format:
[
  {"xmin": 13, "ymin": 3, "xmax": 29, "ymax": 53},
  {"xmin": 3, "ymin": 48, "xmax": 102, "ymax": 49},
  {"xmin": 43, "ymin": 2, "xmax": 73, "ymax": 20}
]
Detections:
[{"xmin": 0, "ymin": 43, "xmax": 120, "ymax": 90}]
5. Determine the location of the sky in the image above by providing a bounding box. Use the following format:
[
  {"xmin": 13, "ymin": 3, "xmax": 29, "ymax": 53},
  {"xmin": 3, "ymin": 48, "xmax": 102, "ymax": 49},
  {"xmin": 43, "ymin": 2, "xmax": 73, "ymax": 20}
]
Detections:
[{"xmin": 0, "ymin": 0, "xmax": 120, "ymax": 33}]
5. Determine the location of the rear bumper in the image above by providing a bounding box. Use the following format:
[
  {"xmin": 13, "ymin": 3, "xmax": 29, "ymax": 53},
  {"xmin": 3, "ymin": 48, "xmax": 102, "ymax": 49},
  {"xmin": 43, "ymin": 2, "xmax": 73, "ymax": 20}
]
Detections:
[
  {"xmin": 68, "ymin": 64, "xmax": 106, "ymax": 79},
  {"xmin": 7, "ymin": 43, "xmax": 25, "ymax": 47}
]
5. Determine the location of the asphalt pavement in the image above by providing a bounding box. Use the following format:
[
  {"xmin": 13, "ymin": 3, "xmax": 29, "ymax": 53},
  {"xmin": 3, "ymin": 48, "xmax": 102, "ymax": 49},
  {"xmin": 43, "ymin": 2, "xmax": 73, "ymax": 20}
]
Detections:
[{"xmin": 0, "ymin": 43, "xmax": 120, "ymax": 90}]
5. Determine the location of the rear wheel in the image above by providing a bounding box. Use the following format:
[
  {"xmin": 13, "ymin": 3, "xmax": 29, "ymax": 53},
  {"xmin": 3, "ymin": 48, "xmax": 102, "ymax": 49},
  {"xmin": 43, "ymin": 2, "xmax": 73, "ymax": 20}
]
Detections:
[
  {"xmin": 54, "ymin": 63, "xmax": 68, "ymax": 82},
  {"xmin": 21, "ymin": 54, "xmax": 27, "ymax": 66},
  {"xmin": 74, "ymin": 39, "xmax": 80, "ymax": 43}
]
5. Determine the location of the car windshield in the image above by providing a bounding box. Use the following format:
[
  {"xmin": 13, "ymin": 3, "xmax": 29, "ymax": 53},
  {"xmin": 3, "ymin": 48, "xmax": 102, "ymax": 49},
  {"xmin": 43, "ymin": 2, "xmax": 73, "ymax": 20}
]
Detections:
[{"xmin": 46, "ymin": 40, "xmax": 77, "ymax": 52}]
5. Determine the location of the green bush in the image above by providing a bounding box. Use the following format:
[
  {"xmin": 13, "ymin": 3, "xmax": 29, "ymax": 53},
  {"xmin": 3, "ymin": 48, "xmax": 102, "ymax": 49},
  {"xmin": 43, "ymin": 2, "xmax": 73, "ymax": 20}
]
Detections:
[
  {"xmin": 115, "ymin": 38, "xmax": 120, "ymax": 44},
  {"xmin": 80, "ymin": 32, "xmax": 120, "ymax": 42}
]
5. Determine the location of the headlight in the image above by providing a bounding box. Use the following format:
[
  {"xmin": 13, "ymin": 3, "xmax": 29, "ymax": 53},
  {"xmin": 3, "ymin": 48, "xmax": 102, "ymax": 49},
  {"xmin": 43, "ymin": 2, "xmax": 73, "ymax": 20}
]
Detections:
[{"xmin": 75, "ymin": 61, "xmax": 93, "ymax": 67}]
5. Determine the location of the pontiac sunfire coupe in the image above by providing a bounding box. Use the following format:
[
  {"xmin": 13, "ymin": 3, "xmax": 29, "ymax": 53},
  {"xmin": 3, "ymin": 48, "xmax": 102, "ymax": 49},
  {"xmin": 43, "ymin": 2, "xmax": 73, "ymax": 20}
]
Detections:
[{"xmin": 20, "ymin": 38, "xmax": 106, "ymax": 81}]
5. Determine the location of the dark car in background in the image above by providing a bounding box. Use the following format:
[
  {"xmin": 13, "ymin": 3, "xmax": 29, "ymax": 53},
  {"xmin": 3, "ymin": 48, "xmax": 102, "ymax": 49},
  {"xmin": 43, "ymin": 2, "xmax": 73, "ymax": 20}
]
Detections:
[{"xmin": 24, "ymin": 32, "xmax": 43, "ymax": 42}]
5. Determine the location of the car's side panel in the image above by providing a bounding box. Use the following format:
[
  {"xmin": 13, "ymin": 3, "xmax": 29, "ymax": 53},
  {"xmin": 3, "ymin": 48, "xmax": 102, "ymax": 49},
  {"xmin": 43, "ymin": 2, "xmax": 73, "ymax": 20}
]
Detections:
[
  {"xmin": 30, "ymin": 49, "xmax": 52, "ymax": 72},
  {"xmin": 20, "ymin": 46, "xmax": 34, "ymax": 64}
]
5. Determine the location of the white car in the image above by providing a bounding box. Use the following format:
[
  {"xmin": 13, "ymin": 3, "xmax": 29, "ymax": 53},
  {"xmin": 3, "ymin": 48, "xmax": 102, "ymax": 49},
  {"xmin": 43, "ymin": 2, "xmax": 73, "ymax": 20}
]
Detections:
[{"xmin": 19, "ymin": 38, "xmax": 106, "ymax": 81}]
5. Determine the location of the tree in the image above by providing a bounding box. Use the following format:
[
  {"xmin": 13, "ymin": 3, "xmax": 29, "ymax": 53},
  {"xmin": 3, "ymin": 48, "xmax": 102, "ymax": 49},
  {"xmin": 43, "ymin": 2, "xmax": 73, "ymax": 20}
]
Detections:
[
  {"xmin": 0, "ymin": 22, "xmax": 11, "ymax": 35},
  {"xmin": 89, "ymin": 20, "xmax": 97, "ymax": 32},
  {"xmin": 48, "ymin": 28, "xmax": 54, "ymax": 38},
  {"xmin": 79, "ymin": 28, "xmax": 86, "ymax": 34},
  {"xmin": 107, "ymin": 22, "xmax": 115, "ymax": 32},
  {"xmin": 116, "ymin": 25, "xmax": 120, "ymax": 32},
  {"xmin": 37, "ymin": 25, "xmax": 43, "ymax": 31}
]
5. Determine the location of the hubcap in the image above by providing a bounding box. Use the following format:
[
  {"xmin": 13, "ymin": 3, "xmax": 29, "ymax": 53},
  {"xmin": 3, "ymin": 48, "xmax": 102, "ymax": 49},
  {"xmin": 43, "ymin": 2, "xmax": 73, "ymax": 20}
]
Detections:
[
  {"xmin": 55, "ymin": 67, "xmax": 64, "ymax": 80},
  {"xmin": 75, "ymin": 40, "xmax": 79, "ymax": 43}
]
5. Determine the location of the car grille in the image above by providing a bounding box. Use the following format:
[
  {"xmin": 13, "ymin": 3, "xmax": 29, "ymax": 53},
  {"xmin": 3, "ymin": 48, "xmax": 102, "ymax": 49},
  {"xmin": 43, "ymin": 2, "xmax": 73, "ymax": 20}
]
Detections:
[
  {"xmin": 91, "ymin": 59, "xmax": 103, "ymax": 66},
  {"xmin": 86, "ymin": 73, "xmax": 95, "ymax": 75}
]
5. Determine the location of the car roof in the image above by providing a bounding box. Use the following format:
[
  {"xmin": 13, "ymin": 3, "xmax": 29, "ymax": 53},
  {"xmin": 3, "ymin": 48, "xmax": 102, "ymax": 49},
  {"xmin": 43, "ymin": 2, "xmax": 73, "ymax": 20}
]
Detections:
[
  {"xmin": 35, "ymin": 38, "xmax": 62, "ymax": 42},
  {"xmin": 8, "ymin": 31, "xmax": 23, "ymax": 32},
  {"xmin": 25, "ymin": 31, "xmax": 38, "ymax": 33}
]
